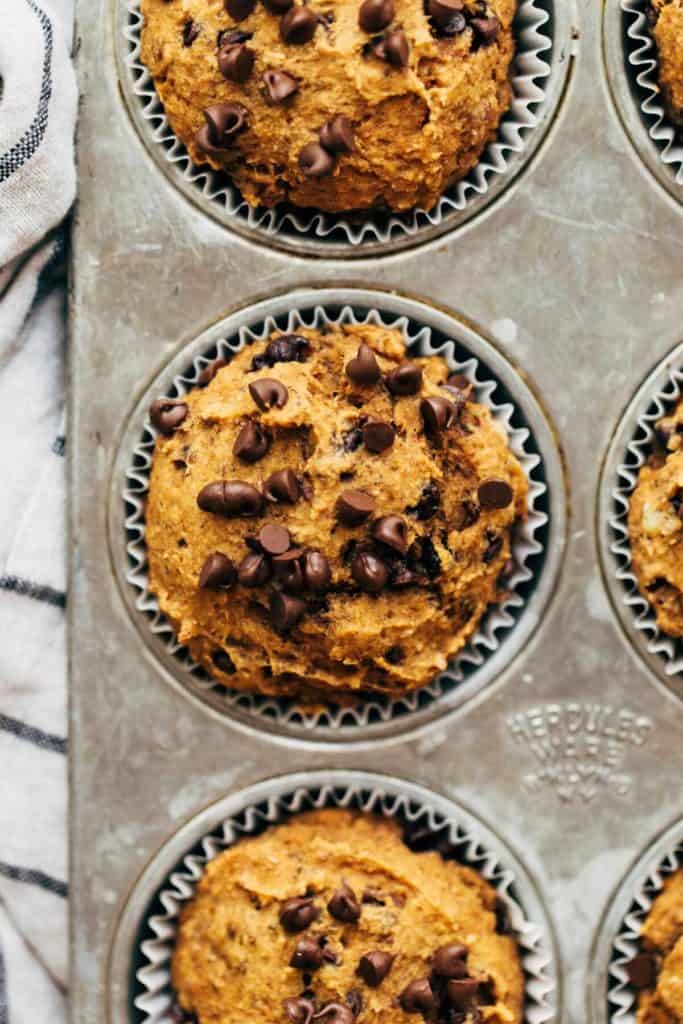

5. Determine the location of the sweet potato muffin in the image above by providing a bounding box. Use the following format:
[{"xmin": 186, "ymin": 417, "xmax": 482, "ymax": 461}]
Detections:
[
  {"xmin": 139, "ymin": 0, "xmax": 517, "ymax": 213},
  {"xmin": 145, "ymin": 321, "xmax": 527, "ymax": 699},
  {"xmin": 626, "ymin": 870, "xmax": 683, "ymax": 1024},
  {"xmin": 649, "ymin": 1, "xmax": 683, "ymax": 126},
  {"xmin": 171, "ymin": 809, "xmax": 524, "ymax": 1024}
]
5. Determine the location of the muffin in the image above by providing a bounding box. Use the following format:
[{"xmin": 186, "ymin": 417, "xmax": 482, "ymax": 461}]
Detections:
[
  {"xmin": 649, "ymin": 1, "xmax": 683, "ymax": 126},
  {"xmin": 626, "ymin": 869, "xmax": 683, "ymax": 1023},
  {"xmin": 628, "ymin": 400, "xmax": 683, "ymax": 637},
  {"xmin": 145, "ymin": 322, "xmax": 528, "ymax": 699},
  {"xmin": 171, "ymin": 809, "xmax": 524, "ymax": 1024},
  {"xmin": 139, "ymin": 0, "xmax": 517, "ymax": 214}
]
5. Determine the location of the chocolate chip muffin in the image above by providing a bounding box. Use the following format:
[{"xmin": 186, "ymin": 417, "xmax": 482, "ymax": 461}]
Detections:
[
  {"xmin": 145, "ymin": 322, "xmax": 528, "ymax": 699},
  {"xmin": 171, "ymin": 809, "xmax": 524, "ymax": 1024},
  {"xmin": 628, "ymin": 401, "xmax": 683, "ymax": 638},
  {"xmin": 139, "ymin": 0, "xmax": 517, "ymax": 214},
  {"xmin": 648, "ymin": 1, "xmax": 683, "ymax": 127},
  {"xmin": 626, "ymin": 870, "xmax": 683, "ymax": 1023}
]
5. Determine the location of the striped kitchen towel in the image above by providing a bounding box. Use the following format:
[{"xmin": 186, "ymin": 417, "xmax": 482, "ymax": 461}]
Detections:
[{"xmin": 0, "ymin": 0, "xmax": 76, "ymax": 1019}]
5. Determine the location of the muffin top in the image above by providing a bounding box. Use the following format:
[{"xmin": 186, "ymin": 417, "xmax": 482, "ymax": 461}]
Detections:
[
  {"xmin": 627, "ymin": 869, "xmax": 683, "ymax": 1024},
  {"xmin": 171, "ymin": 809, "xmax": 524, "ymax": 1024},
  {"xmin": 145, "ymin": 322, "xmax": 527, "ymax": 700},
  {"xmin": 650, "ymin": 0, "xmax": 683, "ymax": 125},
  {"xmin": 139, "ymin": 0, "xmax": 516, "ymax": 213},
  {"xmin": 628, "ymin": 400, "xmax": 683, "ymax": 639}
]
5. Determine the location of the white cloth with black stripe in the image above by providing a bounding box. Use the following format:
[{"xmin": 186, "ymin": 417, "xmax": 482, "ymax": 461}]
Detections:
[{"xmin": 0, "ymin": 0, "xmax": 76, "ymax": 1019}]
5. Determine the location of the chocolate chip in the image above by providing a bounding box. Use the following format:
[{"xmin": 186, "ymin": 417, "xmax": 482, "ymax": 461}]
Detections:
[
  {"xmin": 357, "ymin": 951, "xmax": 394, "ymax": 987},
  {"xmin": 198, "ymin": 552, "xmax": 237, "ymax": 590},
  {"xmin": 238, "ymin": 551, "xmax": 271, "ymax": 587},
  {"xmin": 482, "ymin": 532, "xmax": 502, "ymax": 563},
  {"xmin": 494, "ymin": 895, "xmax": 512, "ymax": 935},
  {"xmin": 363, "ymin": 419, "xmax": 395, "ymax": 453},
  {"xmin": 345, "ymin": 991, "xmax": 362, "ymax": 1016},
  {"xmin": 384, "ymin": 644, "xmax": 405, "ymax": 664},
  {"xmin": 182, "ymin": 18, "xmax": 200, "ymax": 45},
  {"xmin": 385, "ymin": 362, "xmax": 423, "ymax": 396},
  {"xmin": 319, "ymin": 115, "xmax": 354, "ymax": 154},
  {"xmin": 359, "ymin": 0, "xmax": 395, "ymax": 32},
  {"xmin": 252, "ymin": 334, "xmax": 310, "ymax": 370},
  {"xmin": 477, "ymin": 478, "xmax": 513, "ymax": 510},
  {"xmin": 150, "ymin": 398, "xmax": 188, "ymax": 435},
  {"xmin": 197, "ymin": 480, "xmax": 263, "ymax": 517},
  {"xmin": 420, "ymin": 395, "xmax": 456, "ymax": 438},
  {"xmin": 263, "ymin": 69, "xmax": 300, "ymax": 102},
  {"xmin": 225, "ymin": 0, "xmax": 256, "ymax": 18},
  {"xmin": 303, "ymin": 550, "xmax": 332, "ymax": 592},
  {"xmin": 432, "ymin": 944, "xmax": 468, "ymax": 979},
  {"xmin": 197, "ymin": 102, "xmax": 248, "ymax": 154},
  {"xmin": 264, "ymin": 0, "xmax": 294, "ymax": 9},
  {"xmin": 470, "ymin": 13, "xmax": 500, "ymax": 46},
  {"xmin": 218, "ymin": 28, "xmax": 253, "ymax": 46},
  {"xmin": 280, "ymin": 896, "xmax": 320, "ymax": 932},
  {"xmin": 312, "ymin": 1004, "xmax": 354, "ymax": 1024},
  {"xmin": 249, "ymin": 378, "xmax": 289, "ymax": 410},
  {"xmin": 372, "ymin": 514, "xmax": 408, "ymax": 555},
  {"xmin": 626, "ymin": 953, "xmax": 658, "ymax": 989},
  {"xmin": 264, "ymin": 469, "xmax": 300, "ymax": 504},
  {"xmin": 346, "ymin": 343, "xmax": 381, "ymax": 386},
  {"xmin": 408, "ymin": 536, "xmax": 441, "ymax": 578},
  {"xmin": 257, "ymin": 523, "xmax": 289, "ymax": 556},
  {"xmin": 427, "ymin": 0, "xmax": 464, "ymax": 26},
  {"xmin": 362, "ymin": 888, "xmax": 386, "ymax": 905},
  {"xmin": 328, "ymin": 882, "xmax": 361, "ymax": 922},
  {"xmin": 407, "ymin": 480, "xmax": 440, "ymax": 521},
  {"xmin": 284, "ymin": 997, "xmax": 316, "ymax": 1024},
  {"xmin": 212, "ymin": 650, "xmax": 236, "ymax": 674},
  {"xmin": 336, "ymin": 489, "xmax": 376, "ymax": 526},
  {"xmin": 446, "ymin": 978, "xmax": 480, "ymax": 1009},
  {"xmin": 400, "ymin": 978, "xmax": 438, "ymax": 1014},
  {"xmin": 197, "ymin": 357, "xmax": 227, "ymax": 386},
  {"xmin": 272, "ymin": 547, "xmax": 305, "ymax": 591},
  {"xmin": 454, "ymin": 499, "xmax": 479, "ymax": 530},
  {"xmin": 233, "ymin": 420, "xmax": 271, "ymax": 462},
  {"xmin": 290, "ymin": 937, "xmax": 327, "ymax": 970},
  {"xmin": 219, "ymin": 42, "xmax": 255, "ymax": 82},
  {"xmin": 299, "ymin": 142, "xmax": 336, "ymax": 177},
  {"xmin": 374, "ymin": 27, "xmax": 409, "ymax": 65},
  {"xmin": 281, "ymin": 6, "xmax": 318, "ymax": 43},
  {"xmin": 351, "ymin": 551, "xmax": 389, "ymax": 592},
  {"xmin": 446, "ymin": 372, "xmax": 471, "ymax": 392},
  {"xmin": 342, "ymin": 427, "xmax": 364, "ymax": 453}
]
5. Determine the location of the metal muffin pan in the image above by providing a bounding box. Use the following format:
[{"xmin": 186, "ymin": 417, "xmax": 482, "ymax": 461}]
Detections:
[
  {"xmin": 110, "ymin": 288, "xmax": 563, "ymax": 742},
  {"xmin": 70, "ymin": 1, "xmax": 683, "ymax": 1023}
]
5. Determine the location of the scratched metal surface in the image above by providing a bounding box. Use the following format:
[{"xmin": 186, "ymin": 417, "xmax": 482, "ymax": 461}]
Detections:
[{"xmin": 69, "ymin": 2, "xmax": 683, "ymax": 1024}]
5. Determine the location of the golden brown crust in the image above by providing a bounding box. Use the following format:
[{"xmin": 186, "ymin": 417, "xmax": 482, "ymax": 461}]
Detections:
[
  {"xmin": 146, "ymin": 323, "xmax": 528, "ymax": 699},
  {"xmin": 652, "ymin": 0, "xmax": 683, "ymax": 125},
  {"xmin": 171, "ymin": 809, "xmax": 524, "ymax": 1024},
  {"xmin": 628, "ymin": 400, "xmax": 683, "ymax": 639},
  {"xmin": 636, "ymin": 871, "xmax": 683, "ymax": 1024},
  {"xmin": 139, "ymin": 0, "xmax": 517, "ymax": 213}
]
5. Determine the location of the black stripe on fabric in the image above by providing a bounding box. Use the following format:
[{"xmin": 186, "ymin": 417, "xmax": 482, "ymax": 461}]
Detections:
[
  {"xmin": 0, "ymin": 576, "xmax": 66, "ymax": 609},
  {"xmin": 51, "ymin": 434, "xmax": 66, "ymax": 457},
  {"xmin": 0, "ymin": 862, "xmax": 67, "ymax": 899},
  {"xmin": 0, "ymin": 713, "xmax": 66, "ymax": 755},
  {"xmin": 0, "ymin": 0, "xmax": 53, "ymax": 182},
  {"xmin": 0, "ymin": 937, "xmax": 7, "ymax": 1024}
]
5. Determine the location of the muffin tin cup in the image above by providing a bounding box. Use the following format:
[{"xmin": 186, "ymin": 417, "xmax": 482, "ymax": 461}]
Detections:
[
  {"xmin": 588, "ymin": 817, "xmax": 683, "ymax": 1024},
  {"xmin": 116, "ymin": 0, "xmax": 571, "ymax": 257},
  {"xmin": 599, "ymin": 341, "xmax": 683, "ymax": 701},
  {"xmin": 112, "ymin": 288, "xmax": 563, "ymax": 743},
  {"xmin": 604, "ymin": 1, "xmax": 683, "ymax": 203},
  {"xmin": 106, "ymin": 771, "xmax": 559, "ymax": 1024}
]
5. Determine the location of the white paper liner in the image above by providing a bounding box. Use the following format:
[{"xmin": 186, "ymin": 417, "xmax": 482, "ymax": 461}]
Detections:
[
  {"xmin": 120, "ymin": 0, "xmax": 554, "ymax": 250},
  {"xmin": 621, "ymin": 0, "xmax": 683, "ymax": 188},
  {"xmin": 123, "ymin": 302, "xmax": 548, "ymax": 731},
  {"xmin": 607, "ymin": 830, "xmax": 683, "ymax": 1023},
  {"xmin": 133, "ymin": 779, "xmax": 557, "ymax": 1024},
  {"xmin": 609, "ymin": 361, "xmax": 683, "ymax": 677}
]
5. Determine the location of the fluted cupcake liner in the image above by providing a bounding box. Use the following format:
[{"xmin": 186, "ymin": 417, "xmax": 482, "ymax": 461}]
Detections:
[
  {"xmin": 603, "ymin": 821, "xmax": 683, "ymax": 1024},
  {"xmin": 132, "ymin": 773, "xmax": 558, "ymax": 1024},
  {"xmin": 118, "ymin": 0, "xmax": 556, "ymax": 254},
  {"xmin": 608, "ymin": 349, "xmax": 683, "ymax": 679},
  {"xmin": 121, "ymin": 299, "xmax": 549, "ymax": 734},
  {"xmin": 621, "ymin": 0, "xmax": 683, "ymax": 189}
]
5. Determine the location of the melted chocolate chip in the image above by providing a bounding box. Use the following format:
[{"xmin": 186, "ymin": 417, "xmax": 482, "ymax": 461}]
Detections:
[
  {"xmin": 251, "ymin": 334, "xmax": 310, "ymax": 370},
  {"xmin": 299, "ymin": 142, "xmax": 336, "ymax": 177},
  {"xmin": 211, "ymin": 650, "xmax": 236, "ymax": 674},
  {"xmin": 420, "ymin": 395, "xmax": 456, "ymax": 438},
  {"xmin": 432, "ymin": 944, "xmax": 468, "ymax": 979},
  {"xmin": 362, "ymin": 419, "xmax": 395, "ymax": 453},
  {"xmin": 283, "ymin": 997, "xmax": 316, "ymax": 1024},
  {"xmin": 328, "ymin": 882, "xmax": 361, "ymax": 923},
  {"xmin": 427, "ymin": 0, "xmax": 463, "ymax": 26},
  {"xmin": 406, "ymin": 480, "xmax": 441, "ymax": 521},
  {"xmin": 290, "ymin": 937, "xmax": 329, "ymax": 970},
  {"xmin": 197, "ymin": 102, "xmax": 248, "ymax": 153},
  {"xmin": 336, "ymin": 489, "xmax": 376, "ymax": 526},
  {"xmin": 238, "ymin": 551, "xmax": 271, "ymax": 587},
  {"xmin": 197, "ymin": 480, "xmax": 263, "ymax": 517},
  {"xmin": 233, "ymin": 420, "xmax": 271, "ymax": 463},
  {"xmin": 626, "ymin": 953, "xmax": 659, "ymax": 989},
  {"xmin": 272, "ymin": 548, "xmax": 305, "ymax": 591},
  {"xmin": 351, "ymin": 551, "xmax": 389, "ymax": 592},
  {"xmin": 372, "ymin": 514, "xmax": 408, "ymax": 555},
  {"xmin": 219, "ymin": 42, "xmax": 255, "ymax": 81},
  {"xmin": 470, "ymin": 13, "xmax": 500, "ymax": 46},
  {"xmin": 280, "ymin": 5, "xmax": 318, "ymax": 43},
  {"xmin": 198, "ymin": 552, "xmax": 237, "ymax": 590},
  {"xmin": 359, "ymin": 0, "xmax": 395, "ymax": 32},
  {"xmin": 346, "ymin": 343, "xmax": 381, "ymax": 386},
  {"xmin": 225, "ymin": 0, "xmax": 256, "ymax": 19},
  {"xmin": 342, "ymin": 427, "xmax": 364, "ymax": 452},
  {"xmin": 279, "ymin": 896, "xmax": 320, "ymax": 932},
  {"xmin": 373, "ymin": 27, "xmax": 409, "ymax": 65},
  {"xmin": 477, "ymin": 478, "xmax": 513, "ymax": 510},
  {"xmin": 249, "ymin": 377, "xmax": 289, "ymax": 410},
  {"xmin": 182, "ymin": 18, "xmax": 200, "ymax": 45},
  {"xmin": 408, "ymin": 536, "xmax": 441, "ymax": 578},
  {"xmin": 400, "ymin": 978, "xmax": 438, "ymax": 1014},
  {"xmin": 312, "ymin": 1004, "xmax": 354, "ymax": 1024},
  {"xmin": 357, "ymin": 951, "xmax": 394, "ymax": 987},
  {"xmin": 150, "ymin": 398, "xmax": 188, "ymax": 435},
  {"xmin": 319, "ymin": 115, "xmax": 355, "ymax": 154},
  {"xmin": 446, "ymin": 978, "xmax": 480, "ymax": 1009},
  {"xmin": 483, "ymin": 532, "xmax": 502, "ymax": 563},
  {"xmin": 264, "ymin": 469, "xmax": 300, "ymax": 504},
  {"xmin": 385, "ymin": 361, "xmax": 423, "ymax": 396},
  {"xmin": 263, "ymin": 69, "xmax": 300, "ymax": 102},
  {"xmin": 197, "ymin": 357, "xmax": 227, "ymax": 386}
]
